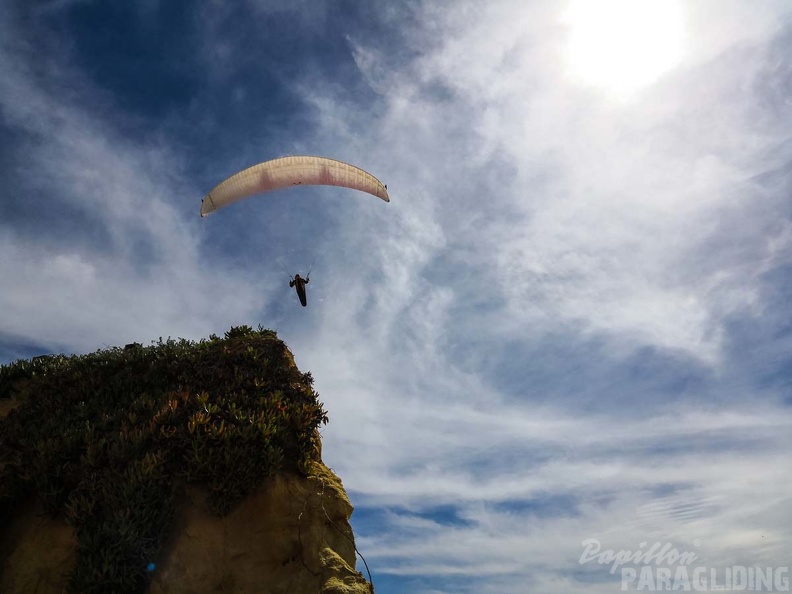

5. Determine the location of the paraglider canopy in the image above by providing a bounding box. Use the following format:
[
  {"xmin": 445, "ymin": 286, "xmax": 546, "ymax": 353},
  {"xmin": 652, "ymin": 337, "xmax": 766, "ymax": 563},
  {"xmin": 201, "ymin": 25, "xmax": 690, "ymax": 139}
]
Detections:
[{"xmin": 200, "ymin": 155, "xmax": 390, "ymax": 217}]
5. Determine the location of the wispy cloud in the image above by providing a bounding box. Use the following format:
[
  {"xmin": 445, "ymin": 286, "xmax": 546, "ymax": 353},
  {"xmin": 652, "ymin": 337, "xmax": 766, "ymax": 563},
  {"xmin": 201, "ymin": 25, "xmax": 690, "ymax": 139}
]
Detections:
[
  {"xmin": 283, "ymin": 3, "xmax": 792, "ymax": 592},
  {"xmin": 1, "ymin": 3, "xmax": 790, "ymax": 593},
  {"xmin": 0, "ymin": 7, "xmax": 264, "ymax": 352}
]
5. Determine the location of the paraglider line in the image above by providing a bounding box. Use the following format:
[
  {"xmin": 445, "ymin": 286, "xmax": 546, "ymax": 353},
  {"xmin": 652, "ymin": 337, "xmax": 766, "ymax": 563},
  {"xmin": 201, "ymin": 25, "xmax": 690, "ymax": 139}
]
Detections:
[{"xmin": 318, "ymin": 478, "xmax": 374, "ymax": 591}]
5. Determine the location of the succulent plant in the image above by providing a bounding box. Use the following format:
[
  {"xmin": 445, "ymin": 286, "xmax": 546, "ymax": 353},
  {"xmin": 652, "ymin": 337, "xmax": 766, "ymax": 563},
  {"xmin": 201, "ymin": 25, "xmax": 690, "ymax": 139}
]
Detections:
[{"xmin": 0, "ymin": 326, "xmax": 327, "ymax": 594}]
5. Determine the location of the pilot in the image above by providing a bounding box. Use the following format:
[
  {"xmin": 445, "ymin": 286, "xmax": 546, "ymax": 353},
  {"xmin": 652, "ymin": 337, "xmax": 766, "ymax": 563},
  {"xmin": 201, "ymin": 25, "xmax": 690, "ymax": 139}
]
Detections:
[{"xmin": 289, "ymin": 274, "xmax": 310, "ymax": 307}]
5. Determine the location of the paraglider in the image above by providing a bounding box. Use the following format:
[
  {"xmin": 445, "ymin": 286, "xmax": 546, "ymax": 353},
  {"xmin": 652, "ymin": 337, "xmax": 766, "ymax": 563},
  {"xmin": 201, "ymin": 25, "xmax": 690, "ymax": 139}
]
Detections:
[
  {"xmin": 200, "ymin": 155, "xmax": 390, "ymax": 217},
  {"xmin": 289, "ymin": 273, "xmax": 309, "ymax": 307},
  {"xmin": 200, "ymin": 155, "xmax": 389, "ymax": 307}
]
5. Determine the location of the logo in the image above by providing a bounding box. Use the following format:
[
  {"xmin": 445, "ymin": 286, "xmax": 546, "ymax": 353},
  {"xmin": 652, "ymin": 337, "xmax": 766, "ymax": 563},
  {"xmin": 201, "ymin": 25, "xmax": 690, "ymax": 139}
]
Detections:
[{"xmin": 579, "ymin": 539, "xmax": 789, "ymax": 591}]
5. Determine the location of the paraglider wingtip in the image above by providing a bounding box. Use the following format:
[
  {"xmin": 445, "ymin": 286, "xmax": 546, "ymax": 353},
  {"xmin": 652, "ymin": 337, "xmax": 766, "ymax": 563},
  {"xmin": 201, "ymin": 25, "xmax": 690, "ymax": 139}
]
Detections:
[{"xmin": 200, "ymin": 194, "xmax": 217, "ymax": 217}]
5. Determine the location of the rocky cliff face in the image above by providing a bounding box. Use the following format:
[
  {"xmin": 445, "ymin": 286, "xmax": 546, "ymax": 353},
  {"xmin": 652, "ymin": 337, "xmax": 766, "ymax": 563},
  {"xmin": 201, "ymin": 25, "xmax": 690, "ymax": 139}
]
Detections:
[
  {"xmin": 1, "ymin": 461, "xmax": 371, "ymax": 594},
  {"xmin": 150, "ymin": 463, "xmax": 370, "ymax": 594},
  {"xmin": 0, "ymin": 327, "xmax": 373, "ymax": 594}
]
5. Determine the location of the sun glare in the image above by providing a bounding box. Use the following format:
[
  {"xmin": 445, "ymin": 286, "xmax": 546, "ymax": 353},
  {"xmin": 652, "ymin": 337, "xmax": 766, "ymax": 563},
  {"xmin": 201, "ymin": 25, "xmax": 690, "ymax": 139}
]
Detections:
[{"xmin": 562, "ymin": 0, "xmax": 685, "ymax": 97}]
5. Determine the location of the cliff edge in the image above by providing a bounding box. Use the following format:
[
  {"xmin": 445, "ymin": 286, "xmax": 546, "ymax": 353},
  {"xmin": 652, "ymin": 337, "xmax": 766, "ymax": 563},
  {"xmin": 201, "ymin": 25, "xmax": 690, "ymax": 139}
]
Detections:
[{"xmin": 0, "ymin": 326, "xmax": 372, "ymax": 594}]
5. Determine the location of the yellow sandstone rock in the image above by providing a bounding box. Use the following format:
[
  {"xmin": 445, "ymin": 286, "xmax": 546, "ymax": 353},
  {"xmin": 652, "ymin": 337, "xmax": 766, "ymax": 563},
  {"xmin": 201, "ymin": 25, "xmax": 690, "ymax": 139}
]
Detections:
[{"xmin": 1, "ymin": 463, "xmax": 372, "ymax": 594}]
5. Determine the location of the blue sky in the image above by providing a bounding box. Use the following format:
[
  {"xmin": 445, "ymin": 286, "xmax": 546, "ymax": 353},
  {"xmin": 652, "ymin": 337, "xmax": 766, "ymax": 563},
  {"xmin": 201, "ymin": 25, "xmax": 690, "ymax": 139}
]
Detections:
[{"xmin": 2, "ymin": 1, "xmax": 791, "ymax": 593}]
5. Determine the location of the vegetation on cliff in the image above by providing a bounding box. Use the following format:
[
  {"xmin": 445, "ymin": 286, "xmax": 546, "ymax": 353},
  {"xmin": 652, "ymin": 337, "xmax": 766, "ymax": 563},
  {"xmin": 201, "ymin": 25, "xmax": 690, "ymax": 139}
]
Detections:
[{"xmin": 0, "ymin": 325, "xmax": 328, "ymax": 594}]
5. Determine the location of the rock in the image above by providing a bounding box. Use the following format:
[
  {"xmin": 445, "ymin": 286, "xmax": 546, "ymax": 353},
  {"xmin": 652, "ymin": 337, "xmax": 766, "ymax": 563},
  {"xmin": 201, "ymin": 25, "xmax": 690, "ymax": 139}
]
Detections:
[
  {"xmin": 0, "ymin": 499, "xmax": 76, "ymax": 594},
  {"xmin": 1, "ymin": 463, "xmax": 371, "ymax": 594}
]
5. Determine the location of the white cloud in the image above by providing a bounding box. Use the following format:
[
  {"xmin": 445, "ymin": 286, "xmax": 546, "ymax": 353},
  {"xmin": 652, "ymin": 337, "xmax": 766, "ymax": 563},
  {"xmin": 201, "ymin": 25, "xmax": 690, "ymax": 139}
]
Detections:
[
  {"xmin": 284, "ymin": 3, "xmax": 792, "ymax": 592},
  {"xmin": 351, "ymin": 1, "xmax": 792, "ymax": 365},
  {"xmin": 2, "ymin": 3, "xmax": 791, "ymax": 594},
  {"xmin": 0, "ymin": 14, "xmax": 266, "ymax": 353}
]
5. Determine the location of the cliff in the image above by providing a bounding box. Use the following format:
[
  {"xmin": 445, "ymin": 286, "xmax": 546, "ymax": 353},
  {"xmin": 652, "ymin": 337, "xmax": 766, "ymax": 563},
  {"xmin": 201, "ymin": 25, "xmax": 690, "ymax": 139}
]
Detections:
[{"xmin": 0, "ymin": 326, "xmax": 372, "ymax": 594}]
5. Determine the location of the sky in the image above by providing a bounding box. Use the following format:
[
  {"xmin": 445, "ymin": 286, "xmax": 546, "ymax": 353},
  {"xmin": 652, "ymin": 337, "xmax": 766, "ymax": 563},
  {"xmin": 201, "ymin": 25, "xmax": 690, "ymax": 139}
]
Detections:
[{"xmin": 1, "ymin": 1, "xmax": 791, "ymax": 593}]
